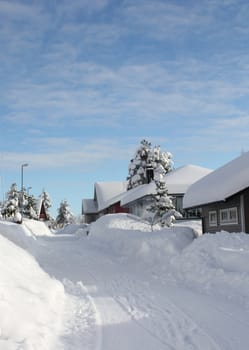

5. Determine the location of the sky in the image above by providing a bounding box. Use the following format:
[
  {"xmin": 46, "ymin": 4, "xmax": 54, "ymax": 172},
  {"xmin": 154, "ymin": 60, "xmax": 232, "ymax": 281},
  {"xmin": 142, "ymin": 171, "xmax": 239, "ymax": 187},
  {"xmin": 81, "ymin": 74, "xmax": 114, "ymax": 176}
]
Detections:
[{"xmin": 1, "ymin": 0, "xmax": 249, "ymax": 217}]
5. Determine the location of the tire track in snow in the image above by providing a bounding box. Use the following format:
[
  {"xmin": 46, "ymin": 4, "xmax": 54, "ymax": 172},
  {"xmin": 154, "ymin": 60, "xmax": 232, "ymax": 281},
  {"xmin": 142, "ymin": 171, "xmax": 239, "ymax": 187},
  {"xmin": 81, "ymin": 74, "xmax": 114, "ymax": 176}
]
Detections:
[
  {"xmin": 80, "ymin": 258, "xmax": 171, "ymax": 349},
  {"xmin": 59, "ymin": 279, "xmax": 103, "ymax": 350},
  {"xmin": 82, "ymin": 251, "xmax": 221, "ymax": 350},
  {"xmin": 108, "ymin": 276, "xmax": 222, "ymax": 350},
  {"xmin": 162, "ymin": 281, "xmax": 249, "ymax": 350}
]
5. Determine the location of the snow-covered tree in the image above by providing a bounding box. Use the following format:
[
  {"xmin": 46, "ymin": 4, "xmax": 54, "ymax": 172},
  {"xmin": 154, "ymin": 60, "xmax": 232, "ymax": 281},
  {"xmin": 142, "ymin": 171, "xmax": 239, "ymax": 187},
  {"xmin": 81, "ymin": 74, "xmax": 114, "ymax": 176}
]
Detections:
[
  {"xmin": 1, "ymin": 183, "xmax": 20, "ymax": 218},
  {"xmin": 127, "ymin": 140, "xmax": 173, "ymax": 190},
  {"xmin": 23, "ymin": 194, "xmax": 38, "ymax": 219},
  {"xmin": 56, "ymin": 200, "xmax": 74, "ymax": 228},
  {"xmin": 146, "ymin": 180, "xmax": 182, "ymax": 231}
]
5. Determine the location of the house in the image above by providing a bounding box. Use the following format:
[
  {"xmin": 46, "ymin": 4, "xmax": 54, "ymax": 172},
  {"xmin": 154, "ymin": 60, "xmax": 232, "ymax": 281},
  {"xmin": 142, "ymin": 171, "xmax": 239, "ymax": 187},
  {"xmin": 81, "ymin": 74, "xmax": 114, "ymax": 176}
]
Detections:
[
  {"xmin": 121, "ymin": 165, "xmax": 212, "ymax": 218},
  {"xmin": 82, "ymin": 181, "xmax": 129, "ymax": 224},
  {"xmin": 38, "ymin": 202, "xmax": 49, "ymax": 220},
  {"xmin": 82, "ymin": 164, "xmax": 211, "ymax": 224},
  {"xmin": 183, "ymin": 152, "xmax": 249, "ymax": 234},
  {"xmin": 36, "ymin": 197, "xmax": 50, "ymax": 221}
]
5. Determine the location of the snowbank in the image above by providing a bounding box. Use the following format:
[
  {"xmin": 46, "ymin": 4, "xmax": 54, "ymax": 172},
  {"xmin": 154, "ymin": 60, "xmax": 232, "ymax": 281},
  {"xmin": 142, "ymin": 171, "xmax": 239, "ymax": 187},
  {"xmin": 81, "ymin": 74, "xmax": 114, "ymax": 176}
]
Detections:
[
  {"xmin": 23, "ymin": 218, "xmax": 53, "ymax": 236},
  {"xmin": 0, "ymin": 234, "xmax": 65, "ymax": 350},
  {"xmin": 88, "ymin": 214, "xmax": 196, "ymax": 264},
  {"xmin": 171, "ymin": 231, "xmax": 249, "ymax": 308},
  {"xmin": 55, "ymin": 223, "xmax": 88, "ymax": 236},
  {"xmin": 0, "ymin": 219, "xmax": 54, "ymax": 257},
  {"xmin": 88, "ymin": 214, "xmax": 249, "ymax": 309}
]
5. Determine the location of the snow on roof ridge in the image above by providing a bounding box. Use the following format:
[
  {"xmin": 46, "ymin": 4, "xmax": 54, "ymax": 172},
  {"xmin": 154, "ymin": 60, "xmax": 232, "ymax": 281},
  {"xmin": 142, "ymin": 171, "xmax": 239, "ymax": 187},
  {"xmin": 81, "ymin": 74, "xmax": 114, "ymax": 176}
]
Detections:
[
  {"xmin": 183, "ymin": 151, "xmax": 249, "ymax": 209},
  {"xmin": 95, "ymin": 181, "xmax": 128, "ymax": 211},
  {"xmin": 83, "ymin": 164, "xmax": 212, "ymax": 213}
]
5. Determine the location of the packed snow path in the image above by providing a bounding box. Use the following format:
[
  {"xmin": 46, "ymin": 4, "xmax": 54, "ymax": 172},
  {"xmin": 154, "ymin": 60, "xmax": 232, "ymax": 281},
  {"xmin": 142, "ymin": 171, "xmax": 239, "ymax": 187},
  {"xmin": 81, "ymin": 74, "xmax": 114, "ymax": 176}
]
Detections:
[{"xmin": 35, "ymin": 231, "xmax": 249, "ymax": 350}]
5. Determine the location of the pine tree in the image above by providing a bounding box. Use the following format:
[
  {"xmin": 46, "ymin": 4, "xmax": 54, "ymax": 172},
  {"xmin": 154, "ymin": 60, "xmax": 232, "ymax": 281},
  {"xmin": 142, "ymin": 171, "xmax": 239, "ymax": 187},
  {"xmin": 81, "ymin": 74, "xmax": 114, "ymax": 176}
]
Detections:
[
  {"xmin": 23, "ymin": 194, "xmax": 38, "ymax": 219},
  {"xmin": 56, "ymin": 200, "xmax": 74, "ymax": 228},
  {"xmin": 127, "ymin": 140, "xmax": 173, "ymax": 190},
  {"xmin": 146, "ymin": 180, "xmax": 181, "ymax": 230},
  {"xmin": 1, "ymin": 183, "xmax": 19, "ymax": 218}
]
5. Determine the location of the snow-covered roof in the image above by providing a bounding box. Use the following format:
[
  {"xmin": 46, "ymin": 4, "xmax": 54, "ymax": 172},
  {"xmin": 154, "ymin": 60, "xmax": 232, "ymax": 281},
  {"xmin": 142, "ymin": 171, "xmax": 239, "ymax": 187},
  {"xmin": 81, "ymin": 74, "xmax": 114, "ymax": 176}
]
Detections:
[
  {"xmin": 35, "ymin": 197, "xmax": 46, "ymax": 216},
  {"xmin": 121, "ymin": 182, "xmax": 156, "ymax": 206},
  {"xmin": 82, "ymin": 199, "xmax": 98, "ymax": 214},
  {"xmin": 183, "ymin": 152, "xmax": 249, "ymax": 209},
  {"xmin": 121, "ymin": 164, "xmax": 212, "ymax": 206},
  {"xmin": 83, "ymin": 165, "xmax": 212, "ymax": 213},
  {"xmin": 164, "ymin": 165, "xmax": 212, "ymax": 194},
  {"xmin": 94, "ymin": 181, "xmax": 128, "ymax": 211}
]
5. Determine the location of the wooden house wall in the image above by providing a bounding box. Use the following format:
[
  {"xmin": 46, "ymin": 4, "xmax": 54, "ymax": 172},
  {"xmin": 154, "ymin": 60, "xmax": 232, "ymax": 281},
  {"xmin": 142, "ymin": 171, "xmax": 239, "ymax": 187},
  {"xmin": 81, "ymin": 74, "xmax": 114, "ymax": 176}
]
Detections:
[
  {"xmin": 202, "ymin": 193, "xmax": 242, "ymax": 233},
  {"xmin": 242, "ymin": 187, "xmax": 249, "ymax": 233},
  {"xmin": 107, "ymin": 202, "xmax": 129, "ymax": 214},
  {"xmin": 84, "ymin": 213, "xmax": 98, "ymax": 224}
]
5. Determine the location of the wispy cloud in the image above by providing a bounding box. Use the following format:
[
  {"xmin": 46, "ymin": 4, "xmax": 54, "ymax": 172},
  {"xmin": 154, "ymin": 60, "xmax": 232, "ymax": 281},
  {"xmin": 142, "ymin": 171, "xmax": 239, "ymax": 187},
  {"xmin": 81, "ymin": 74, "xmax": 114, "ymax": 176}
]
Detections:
[
  {"xmin": 1, "ymin": 0, "xmax": 249, "ymax": 170},
  {"xmin": 3, "ymin": 55, "xmax": 249, "ymax": 129},
  {"xmin": 122, "ymin": 1, "xmax": 210, "ymax": 40},
  {"xmin": 0, "ymin": 137, "xmax": 132, "ymax": 170}
]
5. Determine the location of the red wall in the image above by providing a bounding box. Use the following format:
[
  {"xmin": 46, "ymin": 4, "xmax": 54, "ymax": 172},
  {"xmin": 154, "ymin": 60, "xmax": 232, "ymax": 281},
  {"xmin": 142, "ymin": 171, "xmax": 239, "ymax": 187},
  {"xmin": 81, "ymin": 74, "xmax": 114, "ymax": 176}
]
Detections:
[{"xmin": 108, "ymin": 202, "xmax": 129, "ymax": 214}]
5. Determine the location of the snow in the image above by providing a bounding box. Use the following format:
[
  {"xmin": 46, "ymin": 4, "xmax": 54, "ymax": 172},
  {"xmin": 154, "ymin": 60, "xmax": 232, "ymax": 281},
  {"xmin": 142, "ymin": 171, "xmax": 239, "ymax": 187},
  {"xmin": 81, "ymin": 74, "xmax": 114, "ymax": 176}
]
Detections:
[
  {"xmin": 0, "ymin": 225, "xmax": 65, "ymax": 350},
  {"xmin": 1, "ymin": 214, "xmax": 249, "ymax": 349},
  {"xmin": 183, "ymin": 151, "xmax": 249, "ymax": 208},
  {"xmin": 94, "ymin": 181, "xmax": 128, "ymax": 211},
  {"xmin": 121, "ymin": 182, "xmax": 155, "ymax": 206},
  {"xmin": 164, "ymin": 164, "xmax": 212, "ymax": 194}
]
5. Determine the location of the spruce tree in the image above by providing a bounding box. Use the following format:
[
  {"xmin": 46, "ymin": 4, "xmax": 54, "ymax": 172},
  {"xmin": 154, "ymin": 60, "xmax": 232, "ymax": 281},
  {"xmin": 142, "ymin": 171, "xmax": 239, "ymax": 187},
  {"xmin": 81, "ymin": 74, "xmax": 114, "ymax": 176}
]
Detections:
[
  {"xmin": 56, "ymin": 200, "xmax": 74, "ymax": 228},
  {"xmin": 1, "ymin": 183, "xmax": 19, "ymax": 218},
  {"xmin": 127, "ymin": 140, "xmax": 173, "ymax": 190},
  {"xmin": 23, "ymin": 194, "xmax": 38, "ymax": 219},
  {"xmin": 146, "ymin": 180, "xmax": 181, "ymax": 230}
]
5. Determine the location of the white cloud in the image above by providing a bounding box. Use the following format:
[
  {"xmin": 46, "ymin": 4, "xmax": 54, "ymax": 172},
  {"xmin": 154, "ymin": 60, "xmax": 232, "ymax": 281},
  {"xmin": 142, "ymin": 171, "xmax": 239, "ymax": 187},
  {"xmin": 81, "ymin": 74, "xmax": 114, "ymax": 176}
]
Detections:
[
  {"xmin": 2, "ymin": 55, "xmax": 249, "ymax": 132},
  {"xmin": 0, "ymin": 138, "xmax": 132, "ymax": 170}
]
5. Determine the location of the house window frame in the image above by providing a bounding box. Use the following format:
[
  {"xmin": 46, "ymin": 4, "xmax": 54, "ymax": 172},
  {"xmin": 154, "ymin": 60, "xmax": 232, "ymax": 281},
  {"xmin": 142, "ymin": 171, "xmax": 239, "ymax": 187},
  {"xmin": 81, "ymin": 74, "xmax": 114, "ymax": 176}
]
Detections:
[
  {"xmin": 220, "ymin": 207, "xmax": 238, "ymax": 225},
  {"xmin": 209, "ymin": 210, "xmax": 217, "ymax": 227}
]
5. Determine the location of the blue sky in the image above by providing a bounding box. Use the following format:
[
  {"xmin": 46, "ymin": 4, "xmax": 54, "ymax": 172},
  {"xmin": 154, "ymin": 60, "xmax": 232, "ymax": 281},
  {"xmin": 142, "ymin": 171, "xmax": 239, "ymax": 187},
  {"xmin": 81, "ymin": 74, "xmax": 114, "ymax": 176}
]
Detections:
[{"xmin": 1, "ymin": 0, "xmax": 249, "ymax": 217}]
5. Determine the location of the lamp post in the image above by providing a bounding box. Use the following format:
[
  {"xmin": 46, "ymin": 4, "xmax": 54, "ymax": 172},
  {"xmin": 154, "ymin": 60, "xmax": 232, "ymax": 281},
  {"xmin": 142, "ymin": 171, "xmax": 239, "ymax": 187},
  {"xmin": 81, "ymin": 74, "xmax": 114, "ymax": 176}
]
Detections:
[{"xmin": 21, "ymin": 163, "xmax": 28, "ymax": 215}]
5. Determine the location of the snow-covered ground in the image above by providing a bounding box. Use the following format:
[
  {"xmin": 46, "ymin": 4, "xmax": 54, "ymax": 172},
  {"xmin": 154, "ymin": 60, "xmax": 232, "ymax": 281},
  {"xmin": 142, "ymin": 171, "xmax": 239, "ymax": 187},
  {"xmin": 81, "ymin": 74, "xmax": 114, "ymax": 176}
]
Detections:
[{"xmin": 1, "ymin": 214, "xmax": 249, "ymax": 349}]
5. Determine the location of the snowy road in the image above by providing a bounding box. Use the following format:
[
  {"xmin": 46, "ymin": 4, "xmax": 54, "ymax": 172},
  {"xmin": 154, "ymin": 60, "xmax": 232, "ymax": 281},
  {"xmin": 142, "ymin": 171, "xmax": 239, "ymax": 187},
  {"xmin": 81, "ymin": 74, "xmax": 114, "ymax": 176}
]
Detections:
[
  {"xmin": 36, "ymin": 230, "xmax": 249, "ymax": 350},
  {"xmin": 2, "ymin": 216, "xmax": 249, "ymax": 349}
]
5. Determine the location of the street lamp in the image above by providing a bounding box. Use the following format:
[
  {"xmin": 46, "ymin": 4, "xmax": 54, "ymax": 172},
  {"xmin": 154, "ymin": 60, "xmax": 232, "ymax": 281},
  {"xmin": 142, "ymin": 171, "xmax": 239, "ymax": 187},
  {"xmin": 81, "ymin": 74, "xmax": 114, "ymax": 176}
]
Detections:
[{"xmin": 21, "ymin": 163, "xmax": 28, "ymax": 215}]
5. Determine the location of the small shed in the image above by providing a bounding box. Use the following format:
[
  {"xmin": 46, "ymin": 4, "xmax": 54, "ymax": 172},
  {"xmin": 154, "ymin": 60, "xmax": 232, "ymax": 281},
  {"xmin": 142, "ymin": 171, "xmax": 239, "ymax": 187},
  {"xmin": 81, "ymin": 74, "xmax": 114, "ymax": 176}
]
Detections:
[
  {"xmin": 183, "ymin": 152, "xmax": 249, "ymax": 234},
  {"xmin": 36, "ymin": 198, "xmax": 50, "ymax": 221}
]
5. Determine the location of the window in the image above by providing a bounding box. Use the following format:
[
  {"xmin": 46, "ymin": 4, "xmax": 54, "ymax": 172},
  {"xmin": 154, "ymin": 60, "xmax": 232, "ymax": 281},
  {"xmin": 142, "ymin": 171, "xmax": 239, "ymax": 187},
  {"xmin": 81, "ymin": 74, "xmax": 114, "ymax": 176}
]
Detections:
[
  {"xmin": 209, "ymin": 211, "xmax": 217, "ymax": 227},
  {"xmin": 220, "ymin": 207, "xmax": 238, "ymax": 225}
]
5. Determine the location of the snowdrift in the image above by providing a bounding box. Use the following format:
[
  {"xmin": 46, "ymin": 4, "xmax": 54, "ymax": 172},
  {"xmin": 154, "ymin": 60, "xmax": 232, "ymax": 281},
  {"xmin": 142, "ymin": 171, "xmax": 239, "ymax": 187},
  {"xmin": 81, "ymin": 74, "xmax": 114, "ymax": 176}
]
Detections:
[
  {"xmin": 88, "ymin": 214, "xmax": 249, "ymax": 308},
  {"xmin": 171, "ymin": 231, "xmax": 249, "ymax": 307},
  {"xmin": 0, "ymin": 219, "xmax": 53, "ymax": 255},
  {"xmin": 55, "ymin": 223, "xmax": 88, "ymax": 235},
  {"xmin": 0, "ymin": 233, "xmax": 65, "ymax": 350},
  {"xmin": 88, "ymin": 213, "xmax": 197, "ymax": 264}
]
